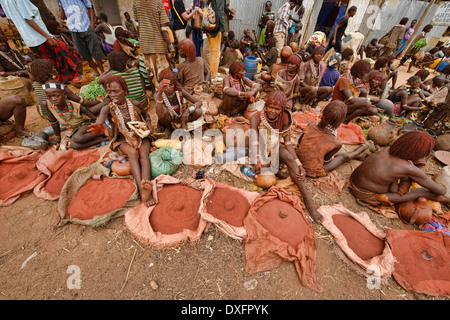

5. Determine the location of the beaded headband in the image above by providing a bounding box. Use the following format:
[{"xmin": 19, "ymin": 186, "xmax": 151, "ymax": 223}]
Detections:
[
  {"xmin": 409, "ymin": 79, "xmax": 420, "ymax": 86},
  {"xmin": 42, "ymin": 83, "xmax": 65, "ymax": 91}
]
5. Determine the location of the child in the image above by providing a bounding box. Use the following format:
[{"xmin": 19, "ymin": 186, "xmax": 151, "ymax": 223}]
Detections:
[
  {"xmin": 42, "ymin": 81, "xmax": 107, "ymax": 149},
  {"xmin": 240, "ymin": 29, "xmax": 254, "ymax": 55},
  {"xmin": 89, "ymin": 74, "xmax": 155, "ymax": 206}
]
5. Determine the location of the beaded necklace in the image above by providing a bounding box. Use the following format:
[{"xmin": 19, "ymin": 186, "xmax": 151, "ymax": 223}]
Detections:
[
  {"xmin": 162, "ymin": 91, "xmax": 183, "ymax": 117},
  {"xmin": 111, "ymin": 99, "xmax": 136, "ymax": 135},
  {"xmin": 54, "ymin": 101, "xmax": 74, "ymax": 121},
  {"xmin": 260, "ymin": 109, "xmax": 293, "ymax": 137}
]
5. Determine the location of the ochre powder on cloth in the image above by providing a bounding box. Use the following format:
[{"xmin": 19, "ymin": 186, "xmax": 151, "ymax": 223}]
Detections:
[
  {"xmin": 68, "ymin": 178, "xmax": 136, "ymax": 220},
  {"xmin": 256, "ymin": 199, "xmax": 309, "ymax": 248},
  {"xmin": 206, "ymin": 186, "xmax": 250, "ymax": 227},
  {"xmin": 45, "ymin": 154, "xmax": 99, "ymax": 195},
  {"xmin": 332, "ymin": 214, "xmax": 385, "ymax": 260},
  {"xmin": 0, "ymin": 161, "xmax": 41, "ymax": 200},
  {"xmin": 150, "ymin": 185, "xmax": 203, "ymax": 235}
]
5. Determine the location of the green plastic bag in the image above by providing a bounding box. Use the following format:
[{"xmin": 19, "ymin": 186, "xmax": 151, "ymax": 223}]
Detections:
[{"xmin": 150, "ymin": 147, "xmax": 183, "ymax": 179}]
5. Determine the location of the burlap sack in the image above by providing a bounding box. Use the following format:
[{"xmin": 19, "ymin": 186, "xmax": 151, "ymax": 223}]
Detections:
[
  {"xmin": 243, "ymin": 186, "xmax": 322, "ymax": 292},
  {"xmin": 199, "ymin": 177, "xmax": 259, "ymax": 240},
  {"xmin": 0, "ymin": 76, "xmax": 34, "ymax": 106},
  {"xmin": 318, "ymin": 203, "xmax": 395, "ymax": 279},
  {"xmin": 124, "ymin": 175, "xmax": 207, "ymax": 249},
  {"xmin": 386, "ymin": 229, "xmax": 450, "ymax": 297},
  {"xmin": 34, "ymin": 147, "xmax": 106, "ymax": 201},
  {"xmin": 0, "ymin": 146, "xmax": 45, "ymax": 206},
  {"xmin": 58, "ymin": 162, "xmax": 139, "ymax": 228}
]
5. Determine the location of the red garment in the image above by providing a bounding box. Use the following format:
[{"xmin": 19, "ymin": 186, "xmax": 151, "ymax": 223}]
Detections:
[{"xmin": 162, "ymin": 0, "xmax": 171, "ymax": 15}]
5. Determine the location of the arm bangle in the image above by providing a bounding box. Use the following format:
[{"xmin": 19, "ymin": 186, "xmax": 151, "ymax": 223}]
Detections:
[{"xmin": 295, "ymin": 158, "xmax": 302, "ymax": 166}]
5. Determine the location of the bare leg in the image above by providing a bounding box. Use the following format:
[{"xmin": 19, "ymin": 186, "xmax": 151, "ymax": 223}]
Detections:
[
  {"xmin": 118, "ymin": 142, "xmax": 143, "ymax": 198},
  {"xmin": 155, "ymin": 103, "xmax": 173, "ymax": 137},
  {"xmin": 344, "ymin": 100, "xmax": 372, "ymax": 123},
  {"xmin": 0, "ymin": 95, "xmax": 31, "ymax": 137},
  {"xmin": 138, "ymin": 139, "xmax": 156, "ymax": 206},
  {"xmin": 279, "ymin": 146, "xmax": 323, "ymax": 222},
  {"xmin": 70, "ymin": 125, "xmax": 107, "ymax": 149},
  {"xmin": 323, "ymin": 144, "xmax": 369, "ymax": 173}
]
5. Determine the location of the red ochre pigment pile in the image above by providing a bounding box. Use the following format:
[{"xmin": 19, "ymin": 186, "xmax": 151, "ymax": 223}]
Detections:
[
  {"xmin": 150, "ymin": 185, "xmax": 203, "ymax": 235},
  {"xmin": 332, "ymin": 214, "xmax": 385, "ymax": 260},
  {"xmin": 67, "ymin": 178, "xmax": 136, "ymax": 220},
  {"xmin": 0, "ymin": 161, "xmax": 40, "ymax": 200},
  {"xmin": 45, "ymin": 154, "xmax": 99, "ymax": 195},
  {"xmin": 256, "ymin": 199, "xmax": 309, "ymax": 248},
  {"xmin": 206, "ymin": 186, "xmax": 250, "ymax": 227}
]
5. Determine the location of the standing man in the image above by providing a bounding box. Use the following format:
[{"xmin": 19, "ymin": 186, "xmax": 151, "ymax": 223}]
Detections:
[
  {"xmin": 58, "ymin": 0, "xmax": 107, "ymax": 77},
  {"xmin": 325, "ymin": 6, "xmax": 357, "ymax": 55},
  {"xmin": 379, "ymin": 17, "xmax": 408, "ymax": 59},
  {"xmin": 170, "ymin": 0, "xmax": 197, "ymax": 64},
  {"xmin": 133, "ymin": 0, "xmax": 174, "ymax": 92},
  {"xmin": 0, "ymin": 0, "xmax": 83, "ymax": 84},
  {"xmin": 204, "ymin": 0, "xmax": 234, "ymax": 81},
  {"xmin": 273, "ymin": 0, "xmax": 300, "ymax": 57}
]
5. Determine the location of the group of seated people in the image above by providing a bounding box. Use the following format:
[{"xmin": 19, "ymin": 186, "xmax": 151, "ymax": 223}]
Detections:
[{"xmin": 1, "ymin": 22, "xmax": 450, "ymax": 224}]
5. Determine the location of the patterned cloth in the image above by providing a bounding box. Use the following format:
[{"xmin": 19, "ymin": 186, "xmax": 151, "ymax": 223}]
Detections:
[
  {"xmin": 58, "ymin": 0, "xmax": 93, "ymax": 33},
  {"xmin": 273, "ymin": 2, "xmax": 291, "ymax": 34},
  {"xmin": 420, "ymin": 217, "xmax": 450, "ymax": 236},
  {"xmin": 0, "ymin": 0, "xmax": 49, "ymax": 48},
  {"xmin": 30, "ymin": 39, "xmax": 82, "ymax": 84}
]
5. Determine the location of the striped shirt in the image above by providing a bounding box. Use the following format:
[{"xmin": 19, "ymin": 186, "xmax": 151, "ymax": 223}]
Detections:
[
  {"xmin": 58, "ymin": 0, "xmax": 93, "ymax": 33},
  {"xmin": 274, "ymin": 2, "xmax": 291, "ymax": 34},
  {"xmin": 133, "ymin": 0, "xmax": 170, "ymax": 55},
  {"xmin": 111, "ymin": 67, "xmax": 147, "ymax": 104}
]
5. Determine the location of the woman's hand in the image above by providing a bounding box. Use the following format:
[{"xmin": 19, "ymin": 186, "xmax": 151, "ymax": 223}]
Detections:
[
  {"xmin": 88, "ymin": 123, "xmax": 109, "ymax": 136},
  {"xmin": 159, "ymin": 79, "xmax": 172, "ymax": 93},
  {"xmin": 296, "ymin": 165, "xmax": 306, "ymax": 181}
]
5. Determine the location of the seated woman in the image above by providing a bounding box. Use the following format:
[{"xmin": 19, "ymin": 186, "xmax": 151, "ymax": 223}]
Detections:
[
  {"xmin": 296, "ymin": 100, "xmax": 373, "ymax": 178},
  {"xmin": 220, "ymin": 39, "xmax": 242, "ymax": 70},
  {"xmin": 349, "ymin": 130, "xmax": 448, "ymax": 207},
  {"xmin": 365, "ymin": 38, "xmax": 381, "ymax": 60},
  {"xmin": 113, "ymin": 27, "xmax": 139, "ymax": 60},
  {"xmin": 338, "ymin": 48, "xmax": 354, "ymax": 76},
  {"xmin": 249, "ymin": 90, "xmax": 322, "ymax": 222},
  {"xmin": 42, "ymin": 81, "xmax": 107, "ymax": 149},
  {"xmin": 258, "ymin": 46, "xmax": 293, "ymax": 86},
  {"xmin": 155, "ymin": 69, "xmax": 203, "ymax": 135},
  {"xmin": 319, "ymin": 53, "xmax": 342, "ymax": 101},
  {"xmin": 221, "ymin": 61, "xmax": 261, "ymax": 117},
  {"xmin": 331, "ymin": 60, "xmax": 382, "ymax": 123},
  {"xmin": 362, "ymin": 70, "xmax": 385, "ymax": 97},
  {"xmin": 416, "ymin": 76, "xmax": 450, "ymax": 127},
  {"xmin": 177, "ymin": 39, "xmax": 211, "ymax": 95},
  {"xmin": 0, "ymin": 34, "xmax": 29, "ymax": 80},
  {"xmin": 298, "ymin": 46, "xmax": 332, "ymax": 107},
  {"xmin": 373, "ymin": 55, "xmax": 398, "ymax": 93},
  {"xmin": 46, "ymin": 19, "xmax": 75, "ymax": 48},
  {"xmin": 274, "ymin": 54, "xmax": 302, "ymax": 109},
  {"xmin": 256, "ymin": 37, "xmax": 278, "ymax": 71},
  {"xmin": 88, "ymin": 74, "xmax": 155, "ymax": 206},
  {"xmin": 387, "ymin": 76, "xmax": 425, "ymax": 118},
  {"xmin": 98, "ymin": 50, "xmax": 150, "ymax": 110}
]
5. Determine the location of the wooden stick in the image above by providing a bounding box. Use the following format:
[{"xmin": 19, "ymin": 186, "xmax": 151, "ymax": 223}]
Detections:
[{"xmin": 120, "ymin": 247, "xmax": 137, "ymax": 293}]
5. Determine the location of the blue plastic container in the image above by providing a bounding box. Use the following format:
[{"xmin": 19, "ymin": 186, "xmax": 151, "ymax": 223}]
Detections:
[
  {"xmin": 245, "ymin": 56, "xmax": 258, "ymax": 80},
  {"xmin": 437, "ymin": 61, "xmax": 449, "ymax": 72}
]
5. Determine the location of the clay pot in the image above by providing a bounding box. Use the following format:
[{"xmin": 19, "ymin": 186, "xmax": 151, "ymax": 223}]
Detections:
[
  {"xmin": 261, "ymin": 73, "xmax": 272, "ymax": 83},
  {"xmin": 434, "ymin": 166, "xmax": 450, "ymax": 199},
  {"xmin": 435, "ymin": 133, "xmax": 450, "ymax": 151},
  {"xmin": 244, "ymin": 107, "xmax": 258, "ymax": 121},
  {"xmin": 111, "ymin": 161, "xmax": 132, "ymax": 176},
  {"xmin": 396, "ymin": 197, "xmax": 433, "ymax": 225},
  {"xmin": 225, "ymin": 117, "xmax": 250, "ymax": 147},
  {"xmin": 289, "ymin": 42, "xmax": 298, "ymax": 53},
  {"xmin": 367, "ymin": 119, "xmax": 397, "ymax": 146},
  {"xmin": 255, "ymin": 171, "xmax": 277, "ymax": 189},
  {"xmin": 375, "ymin": 99, "xmax": 394, "ymax": 118},
  {"xmin": 398, "ymin": 120, "xmax": 424, "ymax": 136}
]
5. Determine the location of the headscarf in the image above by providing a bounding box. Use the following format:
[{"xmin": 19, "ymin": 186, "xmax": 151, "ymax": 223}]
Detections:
[{"xmin": 327, "ymin": 53, "xmax": 341, "ymax": 69}]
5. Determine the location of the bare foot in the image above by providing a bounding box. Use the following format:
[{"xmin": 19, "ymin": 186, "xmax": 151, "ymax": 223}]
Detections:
[
  {"xmin": 140, "ymin": 180, "xmax": 156, "ymax": 207},
  {"xmin": 15, "ymin": 129, "xmax": 32, "ymax": 137}
]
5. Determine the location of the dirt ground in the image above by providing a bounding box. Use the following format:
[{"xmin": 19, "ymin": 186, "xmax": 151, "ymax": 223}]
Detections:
[{"xmin": 0, "ymin": 61, "xmax": 449, "ymax": 306}]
